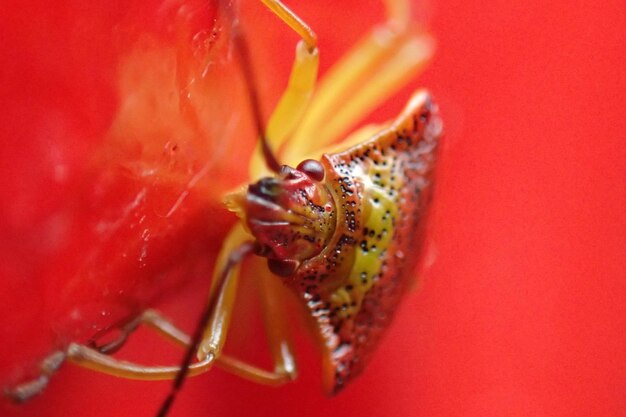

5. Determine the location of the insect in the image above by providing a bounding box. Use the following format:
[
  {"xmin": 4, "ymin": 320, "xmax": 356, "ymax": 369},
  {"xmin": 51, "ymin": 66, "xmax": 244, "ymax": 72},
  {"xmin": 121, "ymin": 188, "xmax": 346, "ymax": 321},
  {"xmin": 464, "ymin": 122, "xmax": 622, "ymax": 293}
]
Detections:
[{"xmin": 5, "ymin": 0, "xmax": 442, "ymax": 414}]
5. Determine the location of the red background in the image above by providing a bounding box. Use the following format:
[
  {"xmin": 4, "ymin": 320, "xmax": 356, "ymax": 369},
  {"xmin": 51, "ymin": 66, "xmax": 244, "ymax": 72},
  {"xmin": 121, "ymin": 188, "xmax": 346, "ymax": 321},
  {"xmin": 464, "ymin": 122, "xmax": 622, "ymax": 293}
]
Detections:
[{"xmin": 1, "ymin": 0, "xmax": 624, "ymax": 416}]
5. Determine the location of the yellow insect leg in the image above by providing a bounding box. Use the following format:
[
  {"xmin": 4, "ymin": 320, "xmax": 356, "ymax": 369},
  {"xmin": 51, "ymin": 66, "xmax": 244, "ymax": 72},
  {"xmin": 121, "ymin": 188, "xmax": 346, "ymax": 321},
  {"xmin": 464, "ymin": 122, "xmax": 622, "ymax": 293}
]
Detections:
[
  {"xmin": 215, "ymin": 269, "xmax": 297, "ymax": 386},
  {"xmin": 57, "ymin": 227, "xmax": 254, "ymax": 382},
  {"xmin": 116, "ymin": 280, "xmax": 299, "ymax": 387},
  {"xmin": 63, "ymin": 239, "xmax": 249, "ymax": 381},
  {"xmin": 284, "ymin": 0, "xmax": 435, "ymax": 161},
  {"xmin": 65, "ymin": 343, "xmax": 214, "ymax": 380},
  {"xmin": 248, "ymin": 1, "xmax": 320, "ymax": 178},
  {"xmin": 260, "ymin": 0, "xmax": 317, "ymax": 50},
  {"xmin": 147, "ymin": 225, "xmax": 298, "ymax": 386},
  {"xmin": 199, "ymin": 224, "xmax": 299, "ymax": 385},
  {"xmin": 4, "ymin": 351, "xmax": 65, "ymax": 402}
]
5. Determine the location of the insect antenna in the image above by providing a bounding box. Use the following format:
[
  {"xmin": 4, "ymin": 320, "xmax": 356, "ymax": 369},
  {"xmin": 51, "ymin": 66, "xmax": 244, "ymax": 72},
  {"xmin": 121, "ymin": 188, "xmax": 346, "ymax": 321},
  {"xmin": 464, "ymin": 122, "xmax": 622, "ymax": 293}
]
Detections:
[
  {"xmin": 228, "ymin": 0, "xmax": 282, "ymax": 173},
  {"xmin": 155, "ymin": 242, "xmax": 255, "ymax": 417},
  {"xmin": 155, "ymin": 1, "xmax": 275, "ymax": 414}
]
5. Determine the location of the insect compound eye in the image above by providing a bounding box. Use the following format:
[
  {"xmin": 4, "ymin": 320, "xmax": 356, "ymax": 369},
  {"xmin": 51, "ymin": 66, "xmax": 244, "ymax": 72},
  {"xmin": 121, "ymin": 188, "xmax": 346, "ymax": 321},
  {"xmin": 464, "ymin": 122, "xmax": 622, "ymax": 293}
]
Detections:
[
  {"xmin": 249, "ymin": 177, "xmax": 280, "ymax": 199},
  {"xmin": 267, "ymin": 258, "xmax": 300, "ymax": 277},
  {"xmin": 297, "ymin": 159, "xmax": 325, "ymax": 182}
]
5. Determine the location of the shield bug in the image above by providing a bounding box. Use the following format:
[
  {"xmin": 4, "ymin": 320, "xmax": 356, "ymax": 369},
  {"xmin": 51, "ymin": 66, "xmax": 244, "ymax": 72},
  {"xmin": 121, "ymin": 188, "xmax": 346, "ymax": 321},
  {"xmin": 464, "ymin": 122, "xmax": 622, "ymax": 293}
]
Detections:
[{"xmin": 5, "ymin": 0, "xmax": 442, "ymax": 414}]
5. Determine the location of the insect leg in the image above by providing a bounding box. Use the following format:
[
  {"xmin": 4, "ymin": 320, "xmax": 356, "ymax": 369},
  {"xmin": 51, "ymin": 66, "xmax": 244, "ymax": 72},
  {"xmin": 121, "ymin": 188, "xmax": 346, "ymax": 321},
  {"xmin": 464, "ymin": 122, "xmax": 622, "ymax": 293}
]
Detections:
[
  {"xmin": 284, "ymin": 0, "xmax": 435, "ymax": 159},
  {"xmin": 64, "ymin": 343, "xmax": 214, "ymax": 380},
  {"xmin": 139, "ymin": 309, "xmax": 191, "ymax": 347},
  {"xmin": 130, "ymin": 289, "xmax": 297, "ymax": 387},
  {"xmin": 155, "ymin": 238, "xmax": 255, "ymax": 416},
  {"xmin": 260, "ymin": 0, "xmax": 316, "ymax": 50},
  {"xmin": 3, "ymin": 311, "xmax": 183, "ymax": 402},
  {"xmin": 61, "ymin": 238, "xmax": 254, "ymax": 383},
  {"xmin": 240, "ymin": 0, "xmax": 319, "ymax": 177},
  {"xmin": 247, "ymin": 37, "xmax": 319, "ymax": 178},
  {"xmin": 85, "ymin": 315, "xmax": 144, "ymax": 355},
  {"xmin": 225, "ymin": 0, "xmax": 318, "ymax": 174},
  {"xmin": 98, "ymin": 309, "xmax": 192, "ymax": 352},
  {"xmin": 4, "ymin": 351, "xmax": 65, "ymax": 403},
  {"xmin": 215, "ymin": 270, "xmax": 297, "ymax": 386}
]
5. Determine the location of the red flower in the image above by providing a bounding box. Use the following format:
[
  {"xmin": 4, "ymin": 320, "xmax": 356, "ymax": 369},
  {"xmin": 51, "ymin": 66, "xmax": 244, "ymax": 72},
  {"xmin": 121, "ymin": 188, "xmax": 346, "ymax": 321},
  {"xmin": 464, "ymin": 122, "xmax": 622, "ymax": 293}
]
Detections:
[{"xmin": 1, "ymin": 1, "xmax": 625, "ymax": 417}]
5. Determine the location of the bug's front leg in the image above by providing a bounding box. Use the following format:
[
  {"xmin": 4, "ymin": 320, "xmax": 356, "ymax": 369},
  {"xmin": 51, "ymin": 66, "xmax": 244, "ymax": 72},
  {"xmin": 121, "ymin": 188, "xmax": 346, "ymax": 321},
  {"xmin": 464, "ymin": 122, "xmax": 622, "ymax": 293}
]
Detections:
[
  {"xmin": 4, "ymin": 236, "xmax": 250, "ymax": 404},
  {"xmin": 147, "ymin": 232, "xmax": 299, "ymax": 387},
  {"xmin": 4, "ymin": 351, "xmax": 65, "ymax": 403},
  {"xmin": 62, "ymin": 243, "xmax": 252, "ymax": 383},
  {"xmin": 126, "ymin": 265, "xmax": 299, "ymax": 387},
  {"xmin": 244, "ymin": 0, "xmax": 320, "ymax": 177},
  {"xmin": 156, "ymin": 225, "xmax": 298, "ymax": 415}
]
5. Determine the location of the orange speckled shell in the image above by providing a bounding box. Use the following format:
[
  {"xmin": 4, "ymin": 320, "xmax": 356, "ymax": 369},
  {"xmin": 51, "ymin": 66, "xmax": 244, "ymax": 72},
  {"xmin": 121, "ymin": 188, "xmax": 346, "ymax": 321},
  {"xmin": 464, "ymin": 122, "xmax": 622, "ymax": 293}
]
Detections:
[{"xmin": 281, "ymin": 91, "xmax": 442, "ymax": 393}]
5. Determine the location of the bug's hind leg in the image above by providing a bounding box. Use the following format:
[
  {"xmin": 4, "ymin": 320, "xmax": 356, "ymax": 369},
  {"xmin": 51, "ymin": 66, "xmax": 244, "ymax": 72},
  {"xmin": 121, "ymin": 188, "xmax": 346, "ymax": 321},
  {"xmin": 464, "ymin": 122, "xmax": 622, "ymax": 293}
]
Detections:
[{"xmin": 284, "ymin": 0, "xmax": 435, "ymax": 161}]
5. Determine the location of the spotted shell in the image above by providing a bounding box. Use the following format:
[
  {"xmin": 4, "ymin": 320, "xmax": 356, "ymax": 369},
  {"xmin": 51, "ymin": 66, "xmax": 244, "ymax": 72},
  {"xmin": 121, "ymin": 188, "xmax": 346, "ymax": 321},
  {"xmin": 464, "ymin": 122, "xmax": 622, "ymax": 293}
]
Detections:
[{"xmin": 280, "ymin": 90, "xmax": 442, "ymax": 393}]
